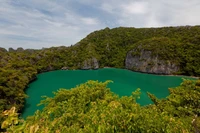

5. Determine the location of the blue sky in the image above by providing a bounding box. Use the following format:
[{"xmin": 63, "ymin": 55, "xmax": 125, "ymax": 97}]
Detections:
[{"xmin": 0, "ymin": 0, "xmax": 200, "ymax": 49}]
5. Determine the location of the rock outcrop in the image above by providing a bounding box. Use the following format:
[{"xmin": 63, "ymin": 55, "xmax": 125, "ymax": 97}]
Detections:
[
  {"xmin": 0, "ymin": 47, "xmax": 7, "ymax": 52},
  {"xmin": 8, "ymin": 47, "xmax": 15, "ymax": 52},
  {"xmin": 125, "ymin": 49, "xmax": 179, "ymax": 74},
  {"xmin": 16, "ymin": 47, "xmax": 24, "ymax": 52},
  {"xmin": 61, "ymin": 67, "xmax": 68, "ymax": 70},
  {"xmin": 25, "ymin": 49, "xmax": 35, "ymax": 53},
  {"xmin": 81, "ymin": 57, "xmax": 99, "ymax": 70}
]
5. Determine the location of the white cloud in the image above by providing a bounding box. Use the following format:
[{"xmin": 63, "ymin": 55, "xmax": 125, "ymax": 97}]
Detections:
[
  {"xmin": 0, "ymin": 0, "xmax": 105, "ymax": 49},
  {"xmin": 145, "ymin": 14, "xmax": 163, "ymax": 27},
  {"xmin": 121, "ymin": 2, "xmax": 148, "ymax": 15},
  {"xmin": 100, "ymin": 3, "xmax": 115, "ymax": 14},
  {"xmin": 81, "ymin": 17, "xmax": 99, "ymax": 25},
  {"xmin": 0, "ymin": 0, "xmax": 200, "ymax": 49},
  {"xmin": 99, "ymin": 0, "xmax": 200, "ymax": 27}
]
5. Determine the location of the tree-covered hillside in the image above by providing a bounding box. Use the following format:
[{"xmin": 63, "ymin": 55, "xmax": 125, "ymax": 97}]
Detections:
[
  {"xmin": 0, "ymin": 26, "xmax": 200, "ymax": 132},
  {"xmin": 78, "ymin": 26, "xmax": 200, "ymax": 75}
]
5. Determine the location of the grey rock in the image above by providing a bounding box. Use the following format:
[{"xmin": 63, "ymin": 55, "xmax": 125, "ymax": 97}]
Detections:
[
  {"xmin": 25, "ymin": 49, "xmax": 35, "ymax": 53},
  {"xmin": 61, "ymin": 66, "xmax": 68, "ymax": 70},
  {"xmin": 92, "ymin": 57, "xmax": 99, "ymax": 69},
  {"xmin": 8, "ymin": 47, "xmax": 15, "ymax": 52},
  {"xmin": 0, "ymin": 47, "xmax": 7, "ymax": 52},
  {"xmin": 16, "ymin": 47, "xmax": 24, "ymax": 52},
  {"xmin": 81, "ymin": 57, "xmax": 99, "ymax": 70},
  {"xmin": 125, "ymin": 49, "xmax": 179, "ymax": 74}
]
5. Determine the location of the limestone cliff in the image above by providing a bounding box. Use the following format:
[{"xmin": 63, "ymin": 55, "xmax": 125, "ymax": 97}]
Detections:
[
  {"xmin": 81, "ymin": 57, "xmax": 99, "ymax": 70},
  {"xmin": 125, "ymin": 49, "xmax": 179, "ymax": 74}
]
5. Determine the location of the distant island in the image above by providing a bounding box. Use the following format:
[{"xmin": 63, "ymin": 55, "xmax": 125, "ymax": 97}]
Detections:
[{"xmin": 0, "ymin": 26, "xmax": 200, "ymax": 132}]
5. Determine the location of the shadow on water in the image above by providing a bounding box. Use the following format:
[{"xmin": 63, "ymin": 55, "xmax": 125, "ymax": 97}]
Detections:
[{"xmin": 20, "ymin": 101, "xmax": 31, "ymax": 119}]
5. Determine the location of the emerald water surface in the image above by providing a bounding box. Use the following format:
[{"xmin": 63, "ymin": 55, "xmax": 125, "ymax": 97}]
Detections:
[{"xmin": 22, "ymin": 68, "xmax": 191, "ymax": 118}]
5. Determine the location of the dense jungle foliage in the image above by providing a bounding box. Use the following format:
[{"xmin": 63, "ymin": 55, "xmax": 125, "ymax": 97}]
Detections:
[
  {"xmin": 2, "ymin": 80, "xmax": 200, "ymax": 132},
  {"xmin": 0, "ymin": 26, "xmax": 200, "ymax": 132}
]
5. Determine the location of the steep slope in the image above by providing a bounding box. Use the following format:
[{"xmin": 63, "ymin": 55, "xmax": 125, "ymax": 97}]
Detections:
[
  {"xmin": 77, "ymin": 26, "xmax": 200, "ymax": 75},
  {"xmin": 125, "ymin": 37, "xmax": 180, "ymax": 74}
]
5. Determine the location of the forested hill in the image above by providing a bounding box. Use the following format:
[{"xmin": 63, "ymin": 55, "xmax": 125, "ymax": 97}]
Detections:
[
  {"xmin": 0, "ymin": 26, "xmax": 200, "ymax": 132},
  {"xmin": 77, "ymin": 26, "xmax": 200, "ymax": 75}
]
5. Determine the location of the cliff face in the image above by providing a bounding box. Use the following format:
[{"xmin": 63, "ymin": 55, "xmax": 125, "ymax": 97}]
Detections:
[
  {"xmin": 81, "ymin": 57, "xmax": 99, "ymax": 70},
  {"xmin": 125, "ymin": 49, "xmax": 179, "ymax": 74}
]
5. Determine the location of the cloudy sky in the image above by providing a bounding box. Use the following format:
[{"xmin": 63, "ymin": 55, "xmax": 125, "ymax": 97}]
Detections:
[{"xmin": 0, "ymin": 0, "xmax": 200, "ymax": 49}]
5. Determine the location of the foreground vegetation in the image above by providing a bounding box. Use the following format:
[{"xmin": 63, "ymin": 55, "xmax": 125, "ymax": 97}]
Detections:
[
  {"xmin": 0, "ymin": 26, "xmax": 200, "ymax": 132},
  {"xmin": 2, "ymin": 80, "xmax": 200, "ymax": 132}
]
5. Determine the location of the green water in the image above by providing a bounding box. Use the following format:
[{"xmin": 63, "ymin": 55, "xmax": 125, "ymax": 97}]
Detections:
[{"xmin": 22, "ymin": 68, "xmax": 192, "ymax": 118}]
